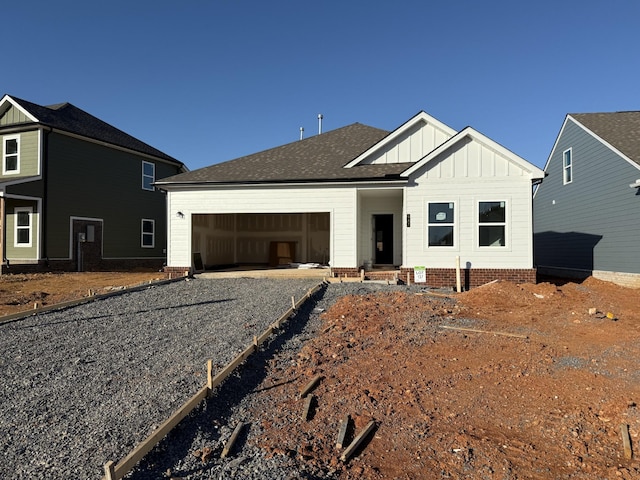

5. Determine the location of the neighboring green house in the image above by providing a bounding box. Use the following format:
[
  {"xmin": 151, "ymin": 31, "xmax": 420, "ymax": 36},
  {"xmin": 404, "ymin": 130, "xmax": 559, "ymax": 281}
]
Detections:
[{"xmin": 0, "ymin": 94, "xmax": 186, "ymax": 272}]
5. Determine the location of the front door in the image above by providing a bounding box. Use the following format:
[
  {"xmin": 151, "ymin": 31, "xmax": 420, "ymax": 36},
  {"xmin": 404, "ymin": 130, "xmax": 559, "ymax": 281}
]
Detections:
[{"xmin": 373, "ymin": 214, "xmax": 393, "ymax": 265}]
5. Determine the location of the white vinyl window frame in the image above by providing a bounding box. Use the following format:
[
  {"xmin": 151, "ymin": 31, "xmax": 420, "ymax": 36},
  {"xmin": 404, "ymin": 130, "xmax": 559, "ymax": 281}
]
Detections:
[
  {"xmin": 141, "ymin": 218, "xmax": 155, "ymax": 248},
  {"xmin": 142, "ymin": 161, "xmax": 155, "ymax": 191},
  {"xmin": 426, "ymin": 201, "xmax": 456, "ymax": 248},
  {"xmin": 14, "ymin": 207, "xmax": 33, "ymax": 247},
  {"xmin": 477, "ymin": 200, "xmax": 508, "ymax": 248},
  {"xmin": 3, "ymin": 135, "xmax": 20, "ymax": 175},
  {"xmin": 563, "ymin": 148, "xmax": 572, "ymax": 185}
]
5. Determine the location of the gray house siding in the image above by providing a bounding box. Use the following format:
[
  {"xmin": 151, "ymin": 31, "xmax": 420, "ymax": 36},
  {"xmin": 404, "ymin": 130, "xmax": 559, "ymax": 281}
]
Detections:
[{"xmin": 534, "ymin": 119, "xmax": 640, "ymax": 275}]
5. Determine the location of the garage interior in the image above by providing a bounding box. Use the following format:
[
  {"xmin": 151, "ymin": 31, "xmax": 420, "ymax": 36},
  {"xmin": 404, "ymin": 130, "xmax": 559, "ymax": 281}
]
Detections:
[{"xmin": 192, "ymin": 213, "xmax": 330, "ymax": 270}]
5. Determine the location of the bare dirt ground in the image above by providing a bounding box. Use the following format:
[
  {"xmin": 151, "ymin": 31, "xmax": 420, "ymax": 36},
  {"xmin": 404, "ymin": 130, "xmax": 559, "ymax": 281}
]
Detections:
[
  {"xmin": 0, "ymin": 271, "xmax": 165, "ymax": 317},
  {"xmin": 249, "ymin": 277, "xmax": 640, "ymax": 479}
]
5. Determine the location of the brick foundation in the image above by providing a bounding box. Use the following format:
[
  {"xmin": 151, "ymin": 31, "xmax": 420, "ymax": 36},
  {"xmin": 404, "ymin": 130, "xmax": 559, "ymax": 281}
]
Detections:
[
  {"xmin": 400, "ymin": 267, "xmax": 537, "ymax": 289},
  {"xmin": 163, "ymin": 266, "xmax": 193, "ymax": 279},
  {"xmin": 330, "ymin": 267, "xmax": 360, "ymax": 278},
  {"xmin": 2, "ymin": 258, "xmax": 169, "ymax": 275}
]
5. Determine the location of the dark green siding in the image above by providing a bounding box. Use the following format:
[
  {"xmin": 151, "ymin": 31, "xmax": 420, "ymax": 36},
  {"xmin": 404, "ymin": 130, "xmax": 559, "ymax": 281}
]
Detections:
[
  {"xmin": 533, "ymin": 119, "xmax": 640, "ymax": 274},
  {"xmin": 44, "ymin": 133, "xmax": 178, "ymax": 260}
]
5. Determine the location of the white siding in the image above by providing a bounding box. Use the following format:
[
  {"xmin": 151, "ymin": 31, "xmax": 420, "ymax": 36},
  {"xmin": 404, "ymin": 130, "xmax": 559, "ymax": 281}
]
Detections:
[
  {"xmin": 167, "ymin": 185, "xmax": 357, "ymax": 268},
  {"xmin": 357, "ymin": 190, "xmax": 403, "ymax": 265},
  {"xmin": 361, "ymin": 120, "xmax": 454, "ymax": 165},
  {"xmin": 404, "ymin": 140, "xmax": 534, "ymax": 269}
]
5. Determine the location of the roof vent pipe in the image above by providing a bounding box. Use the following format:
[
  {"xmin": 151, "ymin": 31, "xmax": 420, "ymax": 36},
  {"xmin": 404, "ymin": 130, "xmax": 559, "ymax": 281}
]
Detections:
[
  {"xmin": 318, "ymin": 114, "xmax": 323, "ymax": 134},
  {"xmin": 299, "ymin": 127, "xmax": 304, "ymax": 140}
]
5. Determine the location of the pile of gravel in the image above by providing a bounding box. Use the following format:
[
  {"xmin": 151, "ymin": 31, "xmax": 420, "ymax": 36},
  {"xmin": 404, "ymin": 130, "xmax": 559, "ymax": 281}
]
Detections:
[{"xmin": 0, "ymin": 277, "xmax": 415, "ymax": 479}]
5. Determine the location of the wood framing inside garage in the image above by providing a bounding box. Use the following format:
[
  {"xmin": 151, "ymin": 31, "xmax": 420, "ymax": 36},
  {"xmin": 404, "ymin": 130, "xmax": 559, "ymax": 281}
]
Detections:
[{"xmin": 191, "ymin": 212, "xmax": 330, "ymax": 269}]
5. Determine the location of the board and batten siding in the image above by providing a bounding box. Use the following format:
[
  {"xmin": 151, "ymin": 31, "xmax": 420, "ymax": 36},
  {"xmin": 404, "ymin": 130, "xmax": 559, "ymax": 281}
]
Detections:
[
  {"xmin": 404, "ymin": 138, "xmax": 534, "ymax": 270},
  {"xmin": 533, "ymin": 119, "xmax": 640, "ymax": 275},
  {"xmin": 167, "ymin": 185, "xmax": 358, "ymax": 269},
  {"xmin": 0, "ymin": 104, "xmax": 30, "ymax": 125},
  {"xmin": 359, "ymin": 119, "xmax": 453, "ymax": 165}
]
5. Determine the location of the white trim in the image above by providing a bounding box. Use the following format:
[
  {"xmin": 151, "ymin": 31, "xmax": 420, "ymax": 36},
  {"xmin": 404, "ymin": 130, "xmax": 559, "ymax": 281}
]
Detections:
[
  {"xmin": 344, "ymin": 111, "xmax": 457, "ymax": 168},
  {"xmin": 14, "ymin": 206, "xmax": 33, "ymax": 247},
  {"xmin": 155, "ymin": 179, "xmax": 407, "ymax": 190},
  {"xmin": 401, "ymin": 126, "xmax": 545, "ymax": 179},
  {"xmin": 0, "ymin": 95, "xmax": 39, "ymax": 122},
  {"xmin": 476, "ymin": 199, "xmax": 509, "ymax": 249},
  {"xmin": 426, "ymin": 200, "xmax": 457, "ymax": 250},
  {"xmin": 3, "ymin": 134, "xmax": 21, "ymax": 175},
  {"xmin": 141, "ymin": 218, "xmax": 155, "ymax": 248},
  {"xmin": 142, "ymin": 160, "xmax": 155, "ymax": 191},
  {"xmin": 562, "ymin": 148, "xmax": 573, "ymax": 185}
]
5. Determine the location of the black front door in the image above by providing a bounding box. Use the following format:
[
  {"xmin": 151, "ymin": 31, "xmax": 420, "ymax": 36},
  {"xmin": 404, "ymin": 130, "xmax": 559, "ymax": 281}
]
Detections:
[{"xmin": 373, "ymin": 214, "xmax": 394, "ymax": 265}]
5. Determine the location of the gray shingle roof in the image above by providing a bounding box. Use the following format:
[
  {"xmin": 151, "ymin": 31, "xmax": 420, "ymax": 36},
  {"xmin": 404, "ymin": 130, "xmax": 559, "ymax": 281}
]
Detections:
[
  {"xmin": 5, "ymin": 95, "xmax": 182, "ymax": 165},
  {"xmin": 571, "ymin": 111, "xmax": 640, "ymax": 166},
  {"xmin": 157, "ymin": 122, "xmax": 411, "ymax": 185}
]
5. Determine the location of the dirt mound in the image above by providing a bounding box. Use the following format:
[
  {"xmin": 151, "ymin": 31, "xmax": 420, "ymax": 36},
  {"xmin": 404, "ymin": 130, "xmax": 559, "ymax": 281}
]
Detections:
[{"xmin": 249, "ymin": 280, "xmax": 640, "ymax": 479}]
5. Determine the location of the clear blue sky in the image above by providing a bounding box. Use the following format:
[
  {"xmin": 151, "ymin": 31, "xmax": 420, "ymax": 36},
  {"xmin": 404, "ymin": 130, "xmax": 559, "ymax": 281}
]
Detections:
[{"xmin": 4, "ymin": 1, "xmax": 639, "ymax": 170}]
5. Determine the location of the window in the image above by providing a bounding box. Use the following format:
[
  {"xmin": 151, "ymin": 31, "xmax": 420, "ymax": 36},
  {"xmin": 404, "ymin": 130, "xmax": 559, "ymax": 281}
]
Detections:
[
  {"xmin": 427, "ymin": 202, "xmax": 455, "ymax": 246},
  {"xmin": 3, "ymin": 135, "xmax": 20, "ymax": 174},
  {"xmin": 142, "ymin": 161, "xmax": 155, "ymax": 191},
  {"xmin": 478, "ymin": 201, "xmax": 506, "ymax": 247},
  {"xmin": 14, "ymin": 207, "xmax": 32, "ymax": 247},
  {"xmin": 563, "ymin": 148, "xmax": 572, "ymax": 184},
  {"xmin": 141, "ymin": 219, "xmax": 155, "ymax": 248}
]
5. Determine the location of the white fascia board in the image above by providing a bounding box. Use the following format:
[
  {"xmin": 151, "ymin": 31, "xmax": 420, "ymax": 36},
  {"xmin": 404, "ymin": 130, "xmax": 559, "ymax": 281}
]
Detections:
[
  {"xmin": 0, "ymin": 95, "xmax": 39, "ymax": 122},
  {"xmin": 568, "ymin": 115, "xmax": 640, "ymax": 173},
  {"xmin": 343, "ymin": 111, "xmax": 457, "ymax": 168},
  {"xmin": 400, "ymin": 126, "xmax": 545, "ymax": 179},
  {"xmin": 156, "ymin": 179, "xmax": 407, "ymax": 191}
]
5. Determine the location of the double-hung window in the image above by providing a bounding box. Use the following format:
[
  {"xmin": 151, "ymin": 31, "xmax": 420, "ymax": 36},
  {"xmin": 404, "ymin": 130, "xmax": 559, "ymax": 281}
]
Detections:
[
  {"xmin": 563, "ymin": 148, "xmax": 572, "ymax": 184},
  {"xmin": 15, "ymin": 207, "xmax": 32, "ymax": 247},
  {"xmin": 427, "ymin": 202, "xmax": 455, "ymax": 247},
  {"xmin": 142, "ymin": 161, "xmax": 155, "ymax": 191},
  {"xmin": 141, "ymin": 219, "xmax": 155, "ymax": 248},
  {"xmin": 3, "ymin": 135, "xmax": 20, "ymax": 174},
  {"xmin": 478, "ymin": 201, "xmax": 506, "ymax": 247}
]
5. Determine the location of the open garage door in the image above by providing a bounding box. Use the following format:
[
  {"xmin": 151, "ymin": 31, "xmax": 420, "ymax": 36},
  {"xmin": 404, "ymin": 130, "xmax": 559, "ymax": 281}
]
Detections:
[{"xmin": 192, "ymin": 213, "xmax": 330, "ymax": 269}]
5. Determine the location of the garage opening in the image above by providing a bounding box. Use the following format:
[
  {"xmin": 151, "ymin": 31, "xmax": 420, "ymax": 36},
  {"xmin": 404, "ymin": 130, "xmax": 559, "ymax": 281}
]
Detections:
[{"xmin": 192, "ymin": 213, "xmax": 330, "ymax": 270}]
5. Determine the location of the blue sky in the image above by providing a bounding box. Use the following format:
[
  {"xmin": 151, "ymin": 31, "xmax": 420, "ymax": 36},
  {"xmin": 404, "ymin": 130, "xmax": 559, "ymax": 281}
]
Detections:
[{"xmin": 4, "ymin": 1, "xmax": 639, "ymax": 170}]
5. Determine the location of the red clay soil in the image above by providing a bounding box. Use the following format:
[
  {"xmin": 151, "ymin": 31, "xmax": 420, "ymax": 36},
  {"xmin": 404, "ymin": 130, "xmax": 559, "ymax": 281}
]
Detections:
[
  {"xmin": 0, "ymin": 272, "xmax": 165, "ymax": 318},
  {"xmin": 250, "ymin": 278, "xmax": 640, "ymax": 479}
]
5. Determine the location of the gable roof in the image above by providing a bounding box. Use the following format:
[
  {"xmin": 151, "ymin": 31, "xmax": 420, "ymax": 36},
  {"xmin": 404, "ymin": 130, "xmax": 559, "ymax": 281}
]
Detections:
[
  {"xmin": 400, "ymin": 126, "xmax": 545, "ymax": 179},
  {"xmin": 0, "ymin": 94, "xmax": 183, "ymax": 166},
  {"xmin": 569, "ymin": 111, "xmax": 640, "ymax": 168},
  {"xmin": 157, "ymin": 123, "xmax": 411, "ymax": 186}
]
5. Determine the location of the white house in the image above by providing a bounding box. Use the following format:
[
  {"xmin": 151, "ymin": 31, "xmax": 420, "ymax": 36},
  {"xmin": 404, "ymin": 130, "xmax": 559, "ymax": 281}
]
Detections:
[{"xmin": 157, "ymin": 112, "xmax": 544, "ymax": 288}]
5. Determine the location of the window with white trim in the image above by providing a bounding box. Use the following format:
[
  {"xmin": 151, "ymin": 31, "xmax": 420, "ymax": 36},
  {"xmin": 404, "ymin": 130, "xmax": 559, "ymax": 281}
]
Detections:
[
  {"xmin": 141, "ymin": 219, "xmax": 155, "ymax": 248},
  {"xmin": 3, "ymin": 135, "xmax": 20, "ymax": 174},
  {"xmin": 563, "ymin": 148, "xmax": 572, "ymax": 184},
  {"xmin": 142, "ymin": 161, "xmax": 155, "ymax": 191},
  {"xmin": 427, "ymin": 202, "xmax": 455, "ymax": 247},
  {"xmin": 15, "ymin": 207, "xmax": 32, "ymax": 247},
  {"xmin": 478, "ymin": 201, "xmax": 506, "ymax": 247}
]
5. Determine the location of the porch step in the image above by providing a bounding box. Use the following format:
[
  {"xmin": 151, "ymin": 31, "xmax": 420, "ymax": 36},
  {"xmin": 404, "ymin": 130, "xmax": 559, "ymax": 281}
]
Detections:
[{"xmin": 364, "ymin": 270, "xmax": 401, "ymax": 282}]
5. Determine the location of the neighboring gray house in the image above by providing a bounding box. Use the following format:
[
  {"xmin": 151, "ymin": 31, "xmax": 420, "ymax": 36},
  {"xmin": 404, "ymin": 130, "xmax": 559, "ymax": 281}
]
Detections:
[
  {"xmin": 0, "ymin": 94, "xmax": 187, "ymax": 272},
  {"xmin": 533, "ymin": 111, "xmax": 640, "ymax": 287}
]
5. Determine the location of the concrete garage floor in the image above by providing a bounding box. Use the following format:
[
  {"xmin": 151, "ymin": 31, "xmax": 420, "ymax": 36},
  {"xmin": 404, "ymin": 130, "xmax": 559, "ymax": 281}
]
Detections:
[{"xmin": 197, "ymin": 265, "xmax": 330, "ymax": 280}]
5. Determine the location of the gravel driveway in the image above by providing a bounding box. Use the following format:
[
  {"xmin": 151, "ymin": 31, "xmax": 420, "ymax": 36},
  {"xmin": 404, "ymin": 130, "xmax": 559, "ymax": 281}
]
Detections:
[{"xmin": 0, "ymin": 277, "xmax": 328, "ymax": 479}]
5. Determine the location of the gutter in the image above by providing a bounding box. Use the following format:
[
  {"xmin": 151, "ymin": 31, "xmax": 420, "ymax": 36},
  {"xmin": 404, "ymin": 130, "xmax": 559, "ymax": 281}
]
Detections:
[{"xmin": 155, "ymin": 178, "xmax": 408, "ymax": 191}]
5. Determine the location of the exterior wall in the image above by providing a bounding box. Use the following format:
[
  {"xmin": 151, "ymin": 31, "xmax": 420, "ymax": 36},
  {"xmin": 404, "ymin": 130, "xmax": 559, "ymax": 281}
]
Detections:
[
  {"xmin": 533, "ymin": 119, "xmax": 640, "ymax": 275},
  {"xmin": 357, "ymin": 189, "xmax": 403, "ymax": 266},
  {"xmin": 43, "ymin": 132, "xmax": 175, "ymax": 262},
  {"xmin": 0, "ymin": 129, "xmax": 40, "ymax": 179},
  {"xmin": 0, "ymin": 104, "xmax": 30, "ymax": 125},
  {"xmin": 404, "ymin": 137, "xmax": 535, "ymax": 271},
  {"xmin": 360, "ymin": 119, "xmax": 453, "ymax": 165},
  {"xmin": 166, "ymin": 185, "xmax": 359, "ymax": 270},
  {"xmin": 400, "ymin": 267, "xmax": 537, "ymax": 289}
]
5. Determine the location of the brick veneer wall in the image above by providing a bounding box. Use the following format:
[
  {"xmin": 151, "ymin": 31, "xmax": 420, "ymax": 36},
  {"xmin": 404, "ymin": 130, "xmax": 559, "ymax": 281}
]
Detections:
[
  {"xmin": 163, "ymin": 266, "xmax": 193, "ymax": 278},
  {"xmin": 330, "ymin": 267, "xmax": 360, "ymax": 278},
  {"xmin": 400, "ymin": 267, "xmax": 536, "ymax": 289}
]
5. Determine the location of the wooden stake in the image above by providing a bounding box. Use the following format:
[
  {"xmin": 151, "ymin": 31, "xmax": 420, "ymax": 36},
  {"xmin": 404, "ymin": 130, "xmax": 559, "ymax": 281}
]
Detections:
[
  {"xmin": 340, "ymin": 420, "xmax": 376, "ymax": 462},
  {"xmin": 455, "ymin": 256, "xmax": 462, "ymax": 293},
  {"xmin": 104, "ymin": 461, "xmax": 116, "ymax": 480},
  {"xmin": 439, "ymin": 325, "xmax": 528, "ymax": 339},
  {"xmin": 360, "ymin": 269, "xmax": 364, "ymax": 282},
  {"xmin": 207, "ymin": 360, "xmax": 213, "ymax": 390},
  {"xmin": 299, "ymin": 374, "xmax": 323, "ymax": 398},
  {"xmin": 406, "ymin": 272, "xmax": 411, "ymax": 286},
  {"xmin": 621, "ymin": 423, "xmax": 633, "ymax": 459},
  {"xmin": 291, "ymin": 296, "xmax": 296, "ymax": 310},
  {"xmin": 336, "ymin": 414, "xmax": 350, "ymax": 449},
  {"xmin": 221, "ymin": 422, "xmax": 244, "ymax": 458},
  {"xmin": 303, "ymin": 394, "xmax": 315, "ymax": 421}
]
